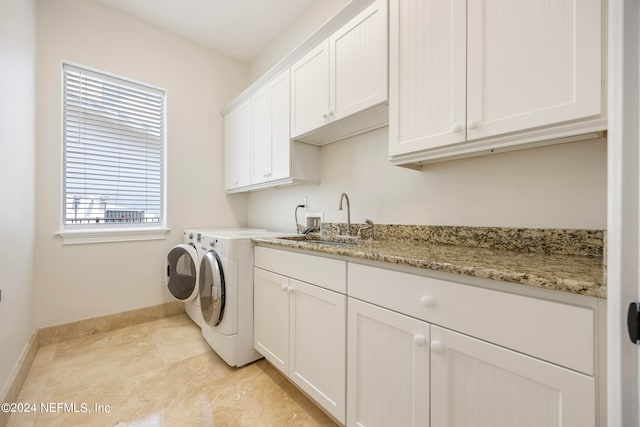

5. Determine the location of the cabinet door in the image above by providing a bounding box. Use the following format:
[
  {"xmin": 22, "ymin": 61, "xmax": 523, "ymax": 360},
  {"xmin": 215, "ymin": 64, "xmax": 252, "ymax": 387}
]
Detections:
[
  {"xmin": 269, "ymin": 70, "xmax": 291, "ymax": 181},
  {"xmin": 330, "ymin": 0, "xmax": 388, "ymax": 122},
  {"xmin": 251, "ymin": 70, "xmax": 291, "ymax": 185},
  {"xmin": 251, "ymin": 85, "xmax": 270, "ymax": 185},
  {"xmin": 466, "ymin": 0, "xmax": 602, "ymax": 140},
  {"xmin": 289, "ymin": 279, "xmax": 346, "ymax": 423},
  {"xmin": 224, "ymin": 100, "xmax": 251, "ymax": 190},
  {"xmin": 347, "ymin": 298, "xmax": 430, "ymax": 427},
  {"xmin": 290, "ymin": 40, "xmax": 330, "ymax": 138},
  {"xmin": 253, "ymin": 268, "xmax": 290, "ymax": 374},
  {"xmin": 389, "ymin": 0, "xmax": 467, "ymax": 157},
  {"xmin": 431, "ymin": 326, "xmax": 595, "ymax": 427}
]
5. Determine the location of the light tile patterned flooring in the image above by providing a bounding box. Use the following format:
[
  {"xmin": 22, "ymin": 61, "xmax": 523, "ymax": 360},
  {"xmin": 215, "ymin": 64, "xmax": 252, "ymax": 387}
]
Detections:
[{"xmin": 7, "ymin": 314, "xmax": 337, "ymax": 427}]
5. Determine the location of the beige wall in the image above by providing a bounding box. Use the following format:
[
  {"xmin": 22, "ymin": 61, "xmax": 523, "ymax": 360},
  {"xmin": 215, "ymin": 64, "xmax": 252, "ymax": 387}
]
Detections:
[
  {"xmin": 246, "ymin": 0, "xmax": 607, "ymax": 232},
  {"xmin": 247, "ymin": 129, "xmax": 607, "ymax": 231},
  {"xmin": 36, "ymin": 0, "xmax": 249, "ymax": 327},
  {"xmin": 0, "ymin": 0, "xmax": 37, "ymax": 394}
]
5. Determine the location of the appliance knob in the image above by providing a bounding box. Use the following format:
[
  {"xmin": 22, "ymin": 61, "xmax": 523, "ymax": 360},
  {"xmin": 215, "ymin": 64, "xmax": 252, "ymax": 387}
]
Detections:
[{"xmin": 188, "ymin": 233, "xmax": 193, "ymax": 239}]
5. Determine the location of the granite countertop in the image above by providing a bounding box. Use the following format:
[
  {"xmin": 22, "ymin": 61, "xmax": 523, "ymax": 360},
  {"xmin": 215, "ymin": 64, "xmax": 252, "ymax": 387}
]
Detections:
[{"xmin": 252, "ymin": 226, "xmax": 606, "ymax": 298}]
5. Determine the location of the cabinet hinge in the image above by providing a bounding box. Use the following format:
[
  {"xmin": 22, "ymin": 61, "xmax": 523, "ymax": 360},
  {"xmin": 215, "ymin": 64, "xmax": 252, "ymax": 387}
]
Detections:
[{"xmin": 627, "ymin": 302, "xmax": 640, "ymax": 344}]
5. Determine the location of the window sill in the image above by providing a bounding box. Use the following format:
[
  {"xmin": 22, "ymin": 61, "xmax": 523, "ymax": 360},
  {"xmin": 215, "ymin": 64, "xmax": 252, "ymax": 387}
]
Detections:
[{"xmin": 57, "ymin": 227, "xmax": 170, "ymax": 245}]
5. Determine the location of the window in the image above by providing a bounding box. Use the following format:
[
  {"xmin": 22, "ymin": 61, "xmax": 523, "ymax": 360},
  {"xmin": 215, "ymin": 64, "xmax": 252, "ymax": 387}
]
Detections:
[{"xmin": 61, "ymin": 63, "xmax": 167, "ymax": 243}]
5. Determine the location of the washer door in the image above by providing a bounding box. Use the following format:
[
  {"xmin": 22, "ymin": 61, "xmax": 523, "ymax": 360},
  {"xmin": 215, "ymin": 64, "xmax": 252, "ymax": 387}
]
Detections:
[
  {"xmin": 166, "ymin": 244, "xmax": 199, "ymax": 302},
  {"xmin": 199, "ymin": 251, "xmax": 225, "ymax": 327}
]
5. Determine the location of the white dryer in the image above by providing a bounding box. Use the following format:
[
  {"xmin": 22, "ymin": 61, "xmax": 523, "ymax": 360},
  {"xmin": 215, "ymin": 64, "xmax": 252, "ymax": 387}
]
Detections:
[
  {"xmin": 165, "ymin": 228, "xmax": 266, "ymax": 330},
  {"xmin": 196, "ymin": 229, "xmax": 292, "ymax": 367}
]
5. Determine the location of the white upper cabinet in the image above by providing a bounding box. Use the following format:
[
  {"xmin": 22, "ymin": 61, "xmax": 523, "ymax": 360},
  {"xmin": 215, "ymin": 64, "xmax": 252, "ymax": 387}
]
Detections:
[
  {"xmin": 251, "ymin": 70, "xmax": 292, "ymax": 185},
  {"xmin": 466, "ymin": 0, "xmax": 602, "ymax": 140},
  {"xmin": 224, "ymin": 100, "xmax": 251, "ymax": 191},
  {"xmin": 290, "ymin": 41, "xmax": 331, "ymax": 138},
  {"xmin": 389, "ymin": 0, "xmax": 467, "ymax": 154},
  {"xmin": 330, "ymin": 0, "xmax": 388, "ymax": 121},
  {"xmin": 389, "ymin": 0, "xmax": 605, "ymax": 166},
  {"xmin": 225, "ymin": 70, "xmax": 319, "ymax": 194},
  {"xmin": 291, "ymin": 0, "xmax": 388, "ymax": 144}
]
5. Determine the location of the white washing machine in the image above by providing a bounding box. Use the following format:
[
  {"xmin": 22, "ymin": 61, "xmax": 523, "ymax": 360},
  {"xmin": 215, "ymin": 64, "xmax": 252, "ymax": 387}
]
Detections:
[
  {"xmin": 165, "ymin": 228, "xmax": 266, "ymax": 330},
  {"xmin": 196, "ymin": 228, "xmax": 293, "ymax": 367},
  {"xmin": 167, "ymin": 228, "xmax": 290, "ymax": 367}
]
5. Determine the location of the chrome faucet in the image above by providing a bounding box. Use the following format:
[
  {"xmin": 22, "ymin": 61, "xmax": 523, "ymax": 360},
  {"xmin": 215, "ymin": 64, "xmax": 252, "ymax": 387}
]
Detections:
[{"xmin": 338, "ymin": 192, "xmax": 351, "ymax": 236}]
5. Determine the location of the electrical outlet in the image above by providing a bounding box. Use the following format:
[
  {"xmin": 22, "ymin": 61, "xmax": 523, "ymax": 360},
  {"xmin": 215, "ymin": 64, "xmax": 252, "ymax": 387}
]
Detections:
[{"xmin": 306, "ymin": 212, "xmax": 323, "ymax": 230}]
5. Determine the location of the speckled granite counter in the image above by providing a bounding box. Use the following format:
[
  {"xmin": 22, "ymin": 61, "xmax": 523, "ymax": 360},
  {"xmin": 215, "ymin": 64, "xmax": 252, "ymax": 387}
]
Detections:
[{"xmin": 253, "ymin": 225, "xmax": 606, "ymax": 299}]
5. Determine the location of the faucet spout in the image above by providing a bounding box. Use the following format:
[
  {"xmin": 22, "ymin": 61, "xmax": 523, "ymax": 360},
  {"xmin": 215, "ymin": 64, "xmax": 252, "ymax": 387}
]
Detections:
[{"xmin": 338, "ymin": 192, "xmax": 351, "ymax": 236}]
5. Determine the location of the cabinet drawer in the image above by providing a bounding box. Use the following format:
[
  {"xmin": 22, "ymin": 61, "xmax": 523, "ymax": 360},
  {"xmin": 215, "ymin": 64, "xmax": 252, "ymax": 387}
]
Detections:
[
  {"xmin": 348, "ymin": 263, "xmax": 594, "ymax": 375},
  {"xmin": 255, "ymin": 246, "xmax": 346, "ymax": 293}
]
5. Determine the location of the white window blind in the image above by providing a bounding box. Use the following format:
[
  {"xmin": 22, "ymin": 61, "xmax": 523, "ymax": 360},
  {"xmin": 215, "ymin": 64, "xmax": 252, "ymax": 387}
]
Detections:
[{"xmin": 62, "ymin": 63, "xmax": 165, "ymax": 229}]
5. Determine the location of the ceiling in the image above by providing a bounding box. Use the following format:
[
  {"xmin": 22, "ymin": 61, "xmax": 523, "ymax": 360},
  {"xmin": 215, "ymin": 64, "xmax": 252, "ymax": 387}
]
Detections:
[{"xmin": 96, "ymin": 0, "xmax": 315, "ymax": 63}]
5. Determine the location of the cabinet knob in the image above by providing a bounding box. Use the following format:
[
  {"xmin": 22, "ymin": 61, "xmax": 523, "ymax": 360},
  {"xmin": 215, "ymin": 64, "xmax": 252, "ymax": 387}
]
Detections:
[
  {"xmin": 451, "ymin": 123, "xmax": 462, "ymax": 133},
  {"xmin": 421, "ymin": 296, "xmax": 435, "ymax": 308},
  {"xmin": 413, "ymin": 335, "xmax": 427, "ymax": 347},
  {"xmin": 281, "ymin": 284, "xmax": 288, "ymax": 292},
  {"xmin": 467, "ymin": 120, "xmax": 478, "ymax": 129},
  {"xmin": 431, "ymin": 341, "xmax": 445, "ymax": 354},
  {"xmin": 287, "ymin": 286, "xmax": 294, "ymax": 293},
  {"xmin": 322, "ymin": 112, "xmax": 328, "ymax": 120}
]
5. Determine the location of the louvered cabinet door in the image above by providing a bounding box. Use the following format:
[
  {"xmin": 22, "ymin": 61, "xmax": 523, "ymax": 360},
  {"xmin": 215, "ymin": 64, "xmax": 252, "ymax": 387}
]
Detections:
[{"xmin": 430, "ymin": 326, "xmax": 596, "ymax": 427}]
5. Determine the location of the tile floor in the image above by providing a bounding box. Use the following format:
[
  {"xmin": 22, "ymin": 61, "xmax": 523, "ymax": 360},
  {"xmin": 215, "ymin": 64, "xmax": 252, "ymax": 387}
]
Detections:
[{"xmin": 7, "ymin": 314, "xmax": 337, "ymax": 427}]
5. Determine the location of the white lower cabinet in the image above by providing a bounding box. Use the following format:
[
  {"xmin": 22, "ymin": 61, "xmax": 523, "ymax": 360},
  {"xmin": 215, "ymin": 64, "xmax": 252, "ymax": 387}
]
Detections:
[
  {"xmin": 290, "ymin": 278, "xmax": 346, "ymax": 421},
  {"xmin": 347, "ymin": 263, "xmax": 599, "ymax": 427},
  {"xmin": 347, "ymin": 297, "xmax": 430, "ymax": 427},
  {"xmin": 347, "ymin": 298, "xmax": 596, "ymax": 427},
  {"xmin": 431, "ymin": 326, "xmax": 595, "ymax": 427},
  {"xmin": 254, "ymin": 265, "xmax": 346, "ymax": 423},
  {"xmin": 254, "ymin": 268, "xmax": 289, "ymax": 372},
  {"xmin": 254, "ymin": 249, "xmax": 601, "ymax": 427}
]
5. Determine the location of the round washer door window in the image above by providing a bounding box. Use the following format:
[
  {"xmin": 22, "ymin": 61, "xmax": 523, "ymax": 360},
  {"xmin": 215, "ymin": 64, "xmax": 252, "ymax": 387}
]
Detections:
[
  {"xmin": 166, "ymin": 244, "xmax": 199, "ymax": 301},
  {"xmin": 199, "ymin": 251, "xmax": 225, "ymax": 327}
]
